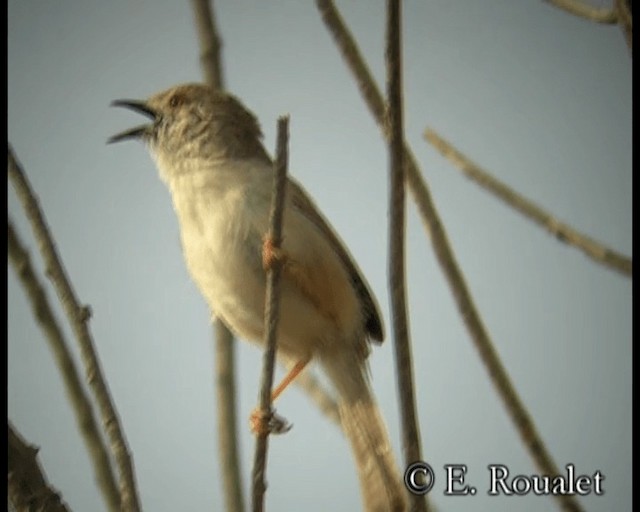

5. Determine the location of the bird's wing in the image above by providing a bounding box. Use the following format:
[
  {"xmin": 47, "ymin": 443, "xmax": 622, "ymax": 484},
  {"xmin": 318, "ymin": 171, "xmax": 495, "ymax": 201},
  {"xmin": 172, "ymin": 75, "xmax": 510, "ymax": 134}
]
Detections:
[{"xmin": 286, "ymin": 178, "xmax": 384, "ymax": 343}]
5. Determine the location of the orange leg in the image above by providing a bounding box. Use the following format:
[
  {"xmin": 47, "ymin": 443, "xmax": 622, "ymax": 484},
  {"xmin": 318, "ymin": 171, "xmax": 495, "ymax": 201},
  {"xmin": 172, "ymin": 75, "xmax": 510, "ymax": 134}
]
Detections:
[
  {"xmin": 271, "ymin": 359, "xmax": 310, "ymax": 402},
  {"xmin": 249, "ymin": 358, "xmax": 310, "ymax": 436}
]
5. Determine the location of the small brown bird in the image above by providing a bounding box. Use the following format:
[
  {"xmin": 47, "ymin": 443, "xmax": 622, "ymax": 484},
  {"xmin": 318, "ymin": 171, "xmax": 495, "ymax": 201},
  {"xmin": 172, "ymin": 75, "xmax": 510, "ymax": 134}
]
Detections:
[{"xmin": 110, "ymin": 83, "xmax": 407, "ymax": 511}]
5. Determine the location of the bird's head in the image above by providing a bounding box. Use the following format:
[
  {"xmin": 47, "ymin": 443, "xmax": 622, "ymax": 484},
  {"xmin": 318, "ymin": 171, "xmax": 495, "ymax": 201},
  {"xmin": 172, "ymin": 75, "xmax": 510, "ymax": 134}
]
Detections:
[{"xmin": 110, "ymin": 83, "xmax": 268, "ymax": 175}]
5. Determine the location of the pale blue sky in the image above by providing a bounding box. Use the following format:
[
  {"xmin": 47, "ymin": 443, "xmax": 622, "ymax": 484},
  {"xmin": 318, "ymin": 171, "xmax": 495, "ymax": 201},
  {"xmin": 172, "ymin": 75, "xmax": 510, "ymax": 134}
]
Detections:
[{"xmin": 8, "ymin": 1, "xmax": 631, "ymax": 511}]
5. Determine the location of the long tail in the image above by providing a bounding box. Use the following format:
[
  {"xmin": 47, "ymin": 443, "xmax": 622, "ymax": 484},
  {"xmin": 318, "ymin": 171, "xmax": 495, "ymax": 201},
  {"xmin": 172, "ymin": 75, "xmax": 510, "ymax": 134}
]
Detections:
[{"xmin": 322, "ymin": 351, "xmax": 407, "ymax": 512}]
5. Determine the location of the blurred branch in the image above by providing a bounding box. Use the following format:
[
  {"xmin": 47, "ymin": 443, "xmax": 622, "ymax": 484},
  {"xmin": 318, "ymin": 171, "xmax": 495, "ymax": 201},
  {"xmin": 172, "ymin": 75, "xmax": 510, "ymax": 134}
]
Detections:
[
  {"xmin": 251, "ymin": 117, "xmax": 289, "ymax": 512},
  {"xmin": 8, "ymin": 146, "xmax": 141, "ymax": 512},
  {"xmin": 8, "ymin": 422, "xmax": 70, "ymax": 512},
  {"xmin": 191, "ymin": 0, "xmax": 225, "ymax": 90},
  {"xmin": 8, "ymin": 220, "xmax": 121, "ymax": 512},
  {"xmin": 190, "ymin": 5, "xmax": 343, "ymax": 508},
  {"xmin": 214, "ymin": 321, "xmax": 245, "ymax": 512},
  {"xmin": 385, "ymin": 1, "xmax": 426, "ymax": 511},
  {"xmin": 315, "ymin": 2, "xmax": 585, "ymax": 511},
  {"xmin": 425, "ymin": 129, "xmax": 632, "ymax": 278},
  {"xmin": 189, "ymin": 3, "xmax": 245, "ymax": 511},
  {"xmin": 544, "ymin": 0, "xmax": 618, "ymax": 23}
]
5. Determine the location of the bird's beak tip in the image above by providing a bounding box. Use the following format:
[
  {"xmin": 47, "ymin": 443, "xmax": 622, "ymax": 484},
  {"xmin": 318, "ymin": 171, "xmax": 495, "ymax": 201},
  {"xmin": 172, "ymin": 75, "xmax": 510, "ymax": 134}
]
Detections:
[
  {"xmin": 109, "ymin": 98, "xmax": 158, "ymax": 144},
  {"xmin": 109, "ymin": 99, "xmax": 158, "ymax": 118}
]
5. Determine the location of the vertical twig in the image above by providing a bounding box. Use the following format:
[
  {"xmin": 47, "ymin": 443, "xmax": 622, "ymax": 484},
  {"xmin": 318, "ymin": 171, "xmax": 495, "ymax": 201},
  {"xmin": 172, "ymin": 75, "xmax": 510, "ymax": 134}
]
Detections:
[
  {"xmin": 191, "ymin": 0, "xmax": 225, "ymax": 90},
  {"xmin": 189, "ymin": 3, "xmax": 245, "ymax": 511},
  {"xmin": 385, "ymin": 2, "xmax": 427, "ymax": 511},
  {"xmin": 251, "ymin": 117, "xmax": 289, "ymax": 512},
  {"xmin": 8, "ymin": 220, "xmax": 121, "ymax": 512},
  {"xmin": 8, "ymin": 147, "xmax": 141, "ymax": 512},
  {"xmin": 214, "ymin": 321, "xmax": 245, "ymax": 512},
  {"xmin": 315, "ymin": 2, "xmax": 586, "ymax": 511}
]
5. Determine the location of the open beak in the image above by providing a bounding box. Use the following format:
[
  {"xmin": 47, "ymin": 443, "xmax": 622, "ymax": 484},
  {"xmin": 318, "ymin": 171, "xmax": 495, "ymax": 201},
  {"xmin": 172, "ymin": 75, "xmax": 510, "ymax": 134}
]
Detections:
[{"xmin": 108, "ymin": 100, "xmax": 159, "ymax": 144}]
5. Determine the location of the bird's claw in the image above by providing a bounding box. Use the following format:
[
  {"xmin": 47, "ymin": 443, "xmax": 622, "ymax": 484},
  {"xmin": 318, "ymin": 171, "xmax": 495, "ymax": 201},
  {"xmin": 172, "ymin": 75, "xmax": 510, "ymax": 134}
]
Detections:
[{"xmin": 250, "ymin": 407, "xmax": 292, "ymax": 436}]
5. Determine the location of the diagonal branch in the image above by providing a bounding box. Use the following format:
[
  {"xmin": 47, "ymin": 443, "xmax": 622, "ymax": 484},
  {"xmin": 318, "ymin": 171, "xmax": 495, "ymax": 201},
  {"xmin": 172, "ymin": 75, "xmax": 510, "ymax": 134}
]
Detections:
[
  {"xmin": 425, "ymin": 129, "xmax": 632, "ymax": 278},
  {"xmin": 314, "ymin": 2, "xmax": 585, "ymax": 511},
  {"xmin": 8, "ymin": 146, "xmax": 141, "ymax": 512},
  {"xmin": 251, "ymin": 116, "xmax": 289, "ymax": 512},
  {"xmin": 8, "ymin": 219, "xmax": 121, "ymax": 512},
  {"xmin": 385, "ymin": 1, "xmax": 426, "ymax": 511}
]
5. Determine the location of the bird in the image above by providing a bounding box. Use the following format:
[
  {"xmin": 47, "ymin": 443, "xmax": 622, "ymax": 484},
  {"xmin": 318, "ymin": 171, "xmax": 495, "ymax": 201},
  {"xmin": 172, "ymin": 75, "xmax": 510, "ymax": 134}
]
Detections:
[{"xmin": 109, "ymin": 83, "xmax": 407, "ymax": 511}]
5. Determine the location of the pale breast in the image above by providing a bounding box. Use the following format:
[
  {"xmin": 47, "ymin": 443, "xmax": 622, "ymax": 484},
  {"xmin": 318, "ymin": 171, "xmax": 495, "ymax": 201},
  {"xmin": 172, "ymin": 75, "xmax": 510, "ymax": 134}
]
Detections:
[
  {"xmin": 163, "ymin": 161, "xmax": 364, "ymax": 361},
  {"xmin": 168, "ymin": 166, "xmax": 268, "ymax": 338}
]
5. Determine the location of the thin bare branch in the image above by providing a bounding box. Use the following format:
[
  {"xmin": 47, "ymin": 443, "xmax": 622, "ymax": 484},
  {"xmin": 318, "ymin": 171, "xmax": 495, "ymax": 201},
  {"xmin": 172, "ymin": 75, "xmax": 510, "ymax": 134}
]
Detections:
[
  {"xmin": 189, "ymin": 4, "xmax": 246, "ymax": 510},
  {"xmin": 214, "ymin": 321, "xmax": 246, "ymax": 512},
  {"xmin": 425, "ymin": 129, "xmax": 632, "ymax": 278},
  {"xmin": 8, "ymin": 147, "xmax": 141, "ymax": 512},
  {"xmin": 8, "ymin": 220, "xmax": 121, "ymax": 512},
  {"xmin": 251, "ymin": 116, "xmax": 289, "ymax": 512},
  {"xmin": 314, "ymin": 0, "xmax": 431, "ymax": 238},
  {"xmin": 386, "ymin": 2, "xmax": 426, "ymax": 511},
  {"xmin": 315, "ymin": 2, "xmax": 585, "ymax": 511},
  {"xmin": 8, "ymin": 422, "xmax": 70, "ymax": 512},
  {"xmin": 544, "ymin": 0, "xmax": 618, "ymax": 23},
  {"xmin": 191, "ymin": 0, "xmax": 225, "ymax": 90}
]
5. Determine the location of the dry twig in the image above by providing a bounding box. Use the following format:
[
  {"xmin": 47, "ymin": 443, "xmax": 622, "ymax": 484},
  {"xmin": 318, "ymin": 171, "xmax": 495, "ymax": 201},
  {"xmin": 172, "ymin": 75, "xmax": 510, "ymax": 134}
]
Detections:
[
  {"xmin": 251, "ymin": 117, "xmax": 289, "ymax": 512},
  {"xmin": 8, "ymin": 147, "xmax": 141, "ymax": 512},
  {"xmin": 315, "ymin": 2, "xmax": 585, "ymax": 511},
  {"xmin": 191, "ymin": 0, "xmax": 225, "ymax": 90},
  {"xmin": 385, "ymin": 1, "xmax": 426, "ymax": 510},
  {"xmin": 214, "ymin": 320, "xmax": 245, "ymax": 512},
  {"xmin": 189, "ymin": 3, "xmax": 245, "ymax": 510},
  {"xmin": 8, "ymin": 220, "xmax": 120, "ymax": 512},
  {"xmin": 425, "ymin": 129, "xmax": 632, "ymax": 278}
]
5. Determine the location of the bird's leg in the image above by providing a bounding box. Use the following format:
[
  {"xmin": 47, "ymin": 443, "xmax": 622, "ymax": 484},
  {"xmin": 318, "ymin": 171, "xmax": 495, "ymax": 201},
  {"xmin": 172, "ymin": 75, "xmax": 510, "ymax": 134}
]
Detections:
[
  {"xmin": 250, "ymin": 359, "xmax": 310, "ymax": 435},
  {"xmin": 271, "ymin": 359, "xmax": 310, "ymax": 401}
]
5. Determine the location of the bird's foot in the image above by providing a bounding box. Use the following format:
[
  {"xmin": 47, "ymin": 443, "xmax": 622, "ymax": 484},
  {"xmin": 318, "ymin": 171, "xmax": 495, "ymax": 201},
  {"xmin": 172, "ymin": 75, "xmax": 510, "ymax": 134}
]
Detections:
[
  {"xmin": 249, "ymin": 407, "xmax": 292, "ymax": 436},
  {"xmin": 262, "ymin": 235, "xmax": 286, "ymax": 270}
]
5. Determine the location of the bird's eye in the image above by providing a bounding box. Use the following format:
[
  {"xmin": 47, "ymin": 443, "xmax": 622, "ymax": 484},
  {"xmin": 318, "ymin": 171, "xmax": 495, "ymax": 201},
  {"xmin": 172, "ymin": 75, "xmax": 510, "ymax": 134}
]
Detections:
[{"xmin": 169, "ymin": 94, "xmax": 183, "ymax": 108}]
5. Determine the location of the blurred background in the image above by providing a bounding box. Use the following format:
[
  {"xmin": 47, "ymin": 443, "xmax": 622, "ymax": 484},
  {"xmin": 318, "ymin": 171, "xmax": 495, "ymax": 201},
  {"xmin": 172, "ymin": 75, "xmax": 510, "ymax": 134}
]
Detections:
[{"xmin": 8, "ymin": 1, "xmax": 631, "ymax": 511}]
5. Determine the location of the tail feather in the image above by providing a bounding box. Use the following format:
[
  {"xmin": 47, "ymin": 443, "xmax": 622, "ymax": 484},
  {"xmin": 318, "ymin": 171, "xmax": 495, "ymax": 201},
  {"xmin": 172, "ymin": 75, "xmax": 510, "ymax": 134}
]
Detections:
[{"xmin": 322, "ymin": 352, "xmax": 407, "ymax": 512}]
